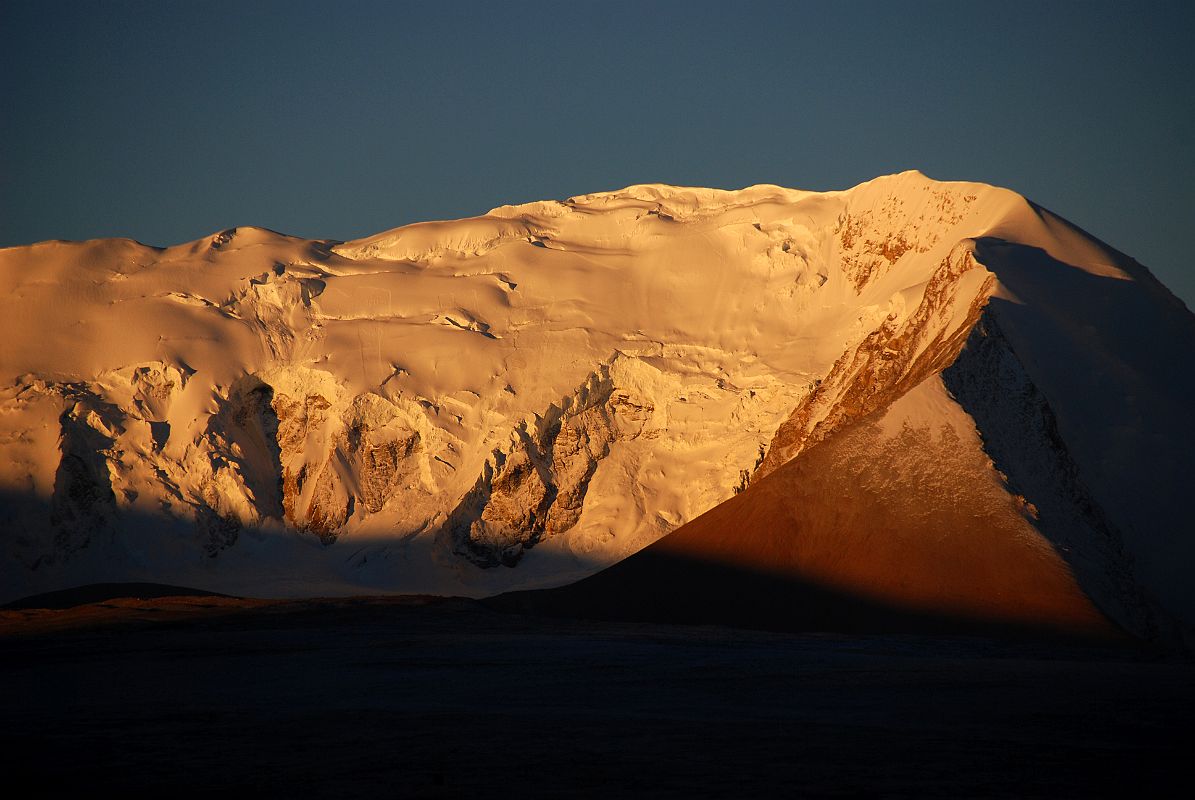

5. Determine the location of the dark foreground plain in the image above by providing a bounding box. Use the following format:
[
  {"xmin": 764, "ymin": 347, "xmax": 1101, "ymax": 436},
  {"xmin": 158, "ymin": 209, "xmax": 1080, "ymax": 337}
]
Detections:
[{"xmin": 2, "ymin": 591, "xmax": 1192, "ymax": 798}]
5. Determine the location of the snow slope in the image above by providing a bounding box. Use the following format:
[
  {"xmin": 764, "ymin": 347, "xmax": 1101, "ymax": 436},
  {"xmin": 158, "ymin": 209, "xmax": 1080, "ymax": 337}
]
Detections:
[
  {"xmin": 1, "ymin": 171, "xmax": 1191, "ymax": 642},
  {"xmin": 493, "ymin": 374, "xmax": 1118, "ymax": 638}
]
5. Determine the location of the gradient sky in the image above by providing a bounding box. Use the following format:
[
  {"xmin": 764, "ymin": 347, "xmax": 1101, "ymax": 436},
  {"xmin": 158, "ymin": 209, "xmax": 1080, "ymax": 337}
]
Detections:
[{"xmin": 3, "ymin": 0, "xmax": 1193, "ymax": 305}]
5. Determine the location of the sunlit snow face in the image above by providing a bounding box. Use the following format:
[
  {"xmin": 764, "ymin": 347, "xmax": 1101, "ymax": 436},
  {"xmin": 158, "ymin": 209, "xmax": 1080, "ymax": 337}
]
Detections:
[{"xmin": 1, "ymin": 172, "xmax": 1191, "ymax": 649}]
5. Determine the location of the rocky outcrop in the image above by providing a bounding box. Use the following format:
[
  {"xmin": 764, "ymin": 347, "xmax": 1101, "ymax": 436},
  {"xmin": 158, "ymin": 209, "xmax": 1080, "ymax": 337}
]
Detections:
[
  {"xmin": 450, "ymin": 358, "xmax": 656, "ymax": 567},
  {"xmin": 273, "ymin": 391, "xmax": 345, "ymax": 542},
  {"xmin": 192, "ymin": 376, "xmax": 285, "ymax": 553},
  {"xmin": 189, "ymin": 369, "xmax": 453, "ymax": 547},
  {"xmin": 757, "ymin": 244, "xmax": 994, "ymax": 477},
  {"xmin": 51, "ymin": 394, "xmax": 122, "ymax": 557},
  {"xmin": 343, "ymin": 394, "xmax": 426, "ymax": 515}
]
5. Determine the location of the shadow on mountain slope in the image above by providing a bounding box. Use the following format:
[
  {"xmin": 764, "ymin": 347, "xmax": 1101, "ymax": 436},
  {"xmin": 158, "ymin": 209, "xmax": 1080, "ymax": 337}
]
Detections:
[
  {"xmin": 965, "ymin": 237, "xmax": 1195, "ymax": 642},
  {"xmin": 4, "ymin": 232, "xmax": 1193, "ymax": 642},
  {"xmin": 1, "ymin": 470, "xmax": 1121, "ymax": 644},
  {"xmin": 489, "ymin": 549, "xmax": 1119, "ymax": 641},
  {"xmin": 493, "ymin": 238, "xmax": 1195, "ymax": 646},
  {"xmin": 490, "ymin": 404, "xmax": 1125, "ymax": 643}
]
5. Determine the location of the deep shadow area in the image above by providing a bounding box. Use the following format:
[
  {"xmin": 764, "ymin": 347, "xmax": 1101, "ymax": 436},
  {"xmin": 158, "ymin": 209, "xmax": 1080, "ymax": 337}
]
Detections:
[
  {"xmin": 489, "ymin": 551, "xmax": 1116, "ymax": 642},
  {"xmin": 969, "ymin": 235, "xmax": 1195, "ymax": 641},
  {"xmin": 0, "ymin": 485, "xmax": 290, "ymax": 605},
  {"xmin": 489, "ymin": 400, "xmax": 1123, "ymax": 645},
  {"xmin": 973, "ymin": 234, "xmax": 1195, "ymax": 522},
  {"xmin": 942, "ymin": 309, "xmax": 1149, "ymax": 638},
  {"xmin": 1, "ymin": 593, "xmax": 1191, "ymax": 798}
]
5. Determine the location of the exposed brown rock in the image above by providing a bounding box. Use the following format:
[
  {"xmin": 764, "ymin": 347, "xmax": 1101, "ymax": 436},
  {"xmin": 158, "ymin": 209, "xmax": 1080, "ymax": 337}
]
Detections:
[
  {"xmin": 454, "ymin": 363, "xmax": 655, "ymax": 566},
  {"xmin": 757, "ymin": 246, "xmax": 994, "ymax": 478}
]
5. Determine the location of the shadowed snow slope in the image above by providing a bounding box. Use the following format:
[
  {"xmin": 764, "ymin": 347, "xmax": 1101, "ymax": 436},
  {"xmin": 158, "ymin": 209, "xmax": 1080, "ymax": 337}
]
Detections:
[{"xmin": 1, "ymin": 172, "xmax": 1192, "ymax": 643}]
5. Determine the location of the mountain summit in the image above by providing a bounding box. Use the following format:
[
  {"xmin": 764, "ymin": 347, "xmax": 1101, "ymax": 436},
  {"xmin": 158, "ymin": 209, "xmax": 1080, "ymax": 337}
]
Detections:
[{"xmin": 2, "ymin": 172, "xmax": 1192, "ymax": 644}]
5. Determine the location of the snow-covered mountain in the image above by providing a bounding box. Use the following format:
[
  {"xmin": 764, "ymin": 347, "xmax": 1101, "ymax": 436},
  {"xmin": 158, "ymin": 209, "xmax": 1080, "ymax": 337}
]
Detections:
[{"xmin": 2, "ymin": 171, "xmax": 1192, "ymax": 643}]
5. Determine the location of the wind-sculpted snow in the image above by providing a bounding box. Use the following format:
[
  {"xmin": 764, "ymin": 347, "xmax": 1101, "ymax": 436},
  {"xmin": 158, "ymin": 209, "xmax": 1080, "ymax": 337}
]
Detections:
[{"xmin": 1, "ymin": 171, "xmax": 1192, "ymax": 644}]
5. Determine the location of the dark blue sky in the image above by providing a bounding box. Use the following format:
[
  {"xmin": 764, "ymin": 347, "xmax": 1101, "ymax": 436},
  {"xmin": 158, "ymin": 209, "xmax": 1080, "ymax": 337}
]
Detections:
[{"xmin": 3, "ymin": 0, "xmax": 1193, "ymax": 305}]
